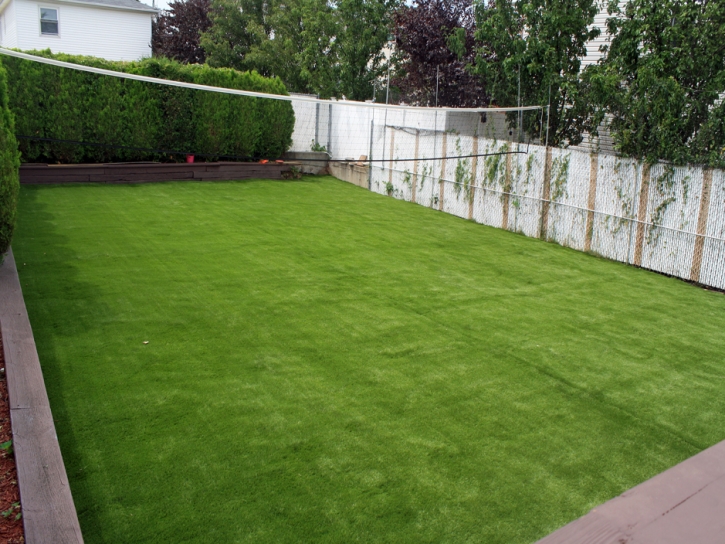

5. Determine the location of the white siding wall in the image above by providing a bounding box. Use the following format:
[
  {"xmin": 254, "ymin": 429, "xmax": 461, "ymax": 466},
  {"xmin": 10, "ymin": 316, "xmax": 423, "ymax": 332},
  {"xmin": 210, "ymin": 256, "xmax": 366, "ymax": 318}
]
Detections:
[
  {"xmin": 12, "ymin": 0, "xmax": 153, "ymax": 61},
  {"xmin": 582, "ymin": 0, "xmax": 628, "ymax": 68},
  {"xmin": 0, "ymin": 2, "xmax": 19, "ymax": 49}
]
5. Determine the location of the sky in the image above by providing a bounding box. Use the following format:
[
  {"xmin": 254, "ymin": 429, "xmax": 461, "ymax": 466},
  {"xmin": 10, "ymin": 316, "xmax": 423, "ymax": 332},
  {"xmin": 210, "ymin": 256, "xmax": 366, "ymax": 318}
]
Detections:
[{"xmin": 140, "ymin": 0, "xmax": 171, "ymax": 11}]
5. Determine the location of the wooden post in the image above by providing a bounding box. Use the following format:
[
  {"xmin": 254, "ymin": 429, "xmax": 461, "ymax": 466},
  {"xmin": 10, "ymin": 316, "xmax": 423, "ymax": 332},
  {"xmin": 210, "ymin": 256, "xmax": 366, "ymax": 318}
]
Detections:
[
  {"xmin": 469, "ymin": 136, "xmax": 478, "ymax": 220},
  {"xmin": 584, "ymin": 153, "xmax": 599, "ymax": 252},
  {"xmin": 439, "ymin": 132, "xmax": 447, "ymax": 211},
  {"xmin": 388, "ymin": 128, "xmax": 395, "ymax": 188},
  {"xmin": 540, "ymin": 147, "xmax": 553, "ymax": 240},
  {"xmin": 502, "ymin": 151, "xmax": 512, "ymax": 230},
  {"xmin": 412, "ymin": 130, "xmax": 420, "ymax": 204},
  {"xmin": 690, "ymin": 168, "xmax": 713, "ymax": 282},
  {"xmin": 633, "ymin": 163, "xmax": 651, "ymax": 266}
]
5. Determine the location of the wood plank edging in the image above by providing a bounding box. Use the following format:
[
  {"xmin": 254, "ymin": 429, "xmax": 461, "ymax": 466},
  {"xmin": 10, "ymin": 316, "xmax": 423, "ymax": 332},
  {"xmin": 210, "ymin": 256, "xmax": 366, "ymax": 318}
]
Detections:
[
  {"xmin": 0, "ymin": 248, "xmax": 84, "ymax": 544},
  {"xmin": 20, "ymin": 162, "xmax": 293, "ymax": 184},
  {"xmin": 536, "ymin": 439, "xmax": 725, "ymax": 543}
]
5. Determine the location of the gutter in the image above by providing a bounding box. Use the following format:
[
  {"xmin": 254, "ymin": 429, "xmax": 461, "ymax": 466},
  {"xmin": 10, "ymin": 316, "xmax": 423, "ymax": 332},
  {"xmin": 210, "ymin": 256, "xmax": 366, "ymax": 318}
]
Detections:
[{"xmin": 54, "ymin": 0, "xmax": 159, "ymax": 13}]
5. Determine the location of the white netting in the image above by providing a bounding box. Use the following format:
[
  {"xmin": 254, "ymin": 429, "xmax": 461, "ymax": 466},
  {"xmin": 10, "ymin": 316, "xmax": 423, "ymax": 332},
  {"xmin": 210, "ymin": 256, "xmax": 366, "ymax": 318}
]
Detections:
[
  {"xmin": 300, "ymin": 100, "xmax": 725, "ymax": 291},
  {"xmin": 5, "ymin": 47, "xmax": 725, "ymax": 291}
]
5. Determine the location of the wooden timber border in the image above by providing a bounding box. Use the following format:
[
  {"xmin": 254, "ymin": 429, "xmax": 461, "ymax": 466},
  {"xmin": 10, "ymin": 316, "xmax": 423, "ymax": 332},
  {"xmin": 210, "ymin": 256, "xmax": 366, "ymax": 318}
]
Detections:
[
  {"xmin": 537, "ymin": 438, "xmax": 725, "ymax": 543},
  {"xmin": 20, "ymin": 161, "xmax": 297, "ymax": 185},
  {"xmin": 0, "ymin": 248, "xmax": 84, "ymax": 543}
]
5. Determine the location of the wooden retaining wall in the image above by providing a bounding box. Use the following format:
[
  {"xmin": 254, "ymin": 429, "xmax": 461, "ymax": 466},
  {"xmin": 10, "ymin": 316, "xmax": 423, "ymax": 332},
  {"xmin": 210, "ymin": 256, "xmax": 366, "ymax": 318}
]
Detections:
[
  {"xmin": 20, "ymin": 161, "xmax": 296, "ymax": 185},
  {"xmin": 0, "ymin": 249, "xmax": 84, "ymax": 543}
]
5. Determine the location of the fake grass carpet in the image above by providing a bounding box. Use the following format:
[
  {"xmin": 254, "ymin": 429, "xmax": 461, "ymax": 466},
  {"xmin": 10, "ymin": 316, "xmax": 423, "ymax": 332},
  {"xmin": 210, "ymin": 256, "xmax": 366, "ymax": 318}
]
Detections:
[{"xmin": 12, "ymin": 176, "xmax": 725, "ymax": 544}]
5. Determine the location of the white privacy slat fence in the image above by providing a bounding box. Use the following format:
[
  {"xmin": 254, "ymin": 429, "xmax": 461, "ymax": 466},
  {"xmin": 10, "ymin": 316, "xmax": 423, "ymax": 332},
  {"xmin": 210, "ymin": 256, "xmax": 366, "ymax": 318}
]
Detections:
[
  {"xmin": 364, "ymin": 125, "xmax": 725, "ymax": 290},
  {"xmin": 287, "ymin": 99, "xmax": 724, "ymax": 290}
]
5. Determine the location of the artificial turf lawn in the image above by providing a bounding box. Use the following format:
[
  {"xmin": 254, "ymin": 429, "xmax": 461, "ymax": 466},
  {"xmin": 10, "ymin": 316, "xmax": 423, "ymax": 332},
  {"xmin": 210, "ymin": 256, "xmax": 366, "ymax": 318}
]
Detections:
[{"xmin": 11, "ymin": 175, "xmax": 725, "ymax": 543}]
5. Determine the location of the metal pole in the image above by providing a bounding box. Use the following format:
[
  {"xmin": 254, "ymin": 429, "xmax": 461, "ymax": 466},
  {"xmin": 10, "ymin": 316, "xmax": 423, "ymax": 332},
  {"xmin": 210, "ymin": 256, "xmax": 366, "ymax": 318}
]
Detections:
[
  {"xmin": 517, "ymin": 65, "xmax": 523, "ymax": 143},
  {"xmin": 435, "ymin": 65, "xmax": 440, "ymax": 108},
  {"xmin": 545, "ymin": 83, "xmax": 551, "ymax": 148},
  {"xmin": 327, "ymin": 103, "xmax": 332, "ymax": 154},
  {"xmin": 368, "ymin": 120, "xmax": 374, "ymax": 190},
  {"xmin": 385, "ymin": 68, "xmax": 390, "ymax": 105},
  {"xmin": 315, "ymin": 94, "xmax": 320, "ymax": 149}
]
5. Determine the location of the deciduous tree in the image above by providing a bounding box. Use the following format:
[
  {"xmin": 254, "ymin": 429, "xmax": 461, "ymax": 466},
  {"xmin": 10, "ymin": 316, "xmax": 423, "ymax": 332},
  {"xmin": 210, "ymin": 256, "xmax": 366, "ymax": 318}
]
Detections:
[
  {"xmin": 474, "ymin": 0, "xmax": 600, "ymax": 146},
  {"xmin": 391, "ymin": 0, "xmax": 488, "ymax": 107},
  {"xmin": 584, "ymin": 0, "xmax": 725, "ymax": 166},
  {"xmin": 152, "ymin": 0, "xmax": 212, "ymax": 64},
  {"xmin": 201, "ymin": 0, "xmax": 396, "ymax": 99}
]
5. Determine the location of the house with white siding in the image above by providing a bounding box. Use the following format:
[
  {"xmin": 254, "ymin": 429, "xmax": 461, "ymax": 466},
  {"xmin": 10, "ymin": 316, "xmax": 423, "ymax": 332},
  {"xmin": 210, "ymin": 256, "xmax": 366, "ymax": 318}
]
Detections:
[{"xmin": 0, "ymin": 0, "xmax": 158, "ymax": 61}]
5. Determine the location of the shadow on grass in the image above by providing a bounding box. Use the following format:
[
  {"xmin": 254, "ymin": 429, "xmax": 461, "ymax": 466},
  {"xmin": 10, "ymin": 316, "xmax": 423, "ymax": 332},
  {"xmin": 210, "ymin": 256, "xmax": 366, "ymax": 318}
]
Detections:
[{"xmin": 14, "ymin": 185, "xmax": 109, "ymax": 541}]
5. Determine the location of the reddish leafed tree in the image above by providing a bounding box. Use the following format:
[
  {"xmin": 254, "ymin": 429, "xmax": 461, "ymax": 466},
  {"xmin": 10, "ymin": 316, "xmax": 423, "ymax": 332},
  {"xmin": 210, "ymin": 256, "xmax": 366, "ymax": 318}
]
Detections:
[
  {"xmin": 391, "ymin": 0, "xmax": 487, "ymax": 107},
  {"xmin": 152, "ymin": 0, "xmax": 212, "ymax": 64}
]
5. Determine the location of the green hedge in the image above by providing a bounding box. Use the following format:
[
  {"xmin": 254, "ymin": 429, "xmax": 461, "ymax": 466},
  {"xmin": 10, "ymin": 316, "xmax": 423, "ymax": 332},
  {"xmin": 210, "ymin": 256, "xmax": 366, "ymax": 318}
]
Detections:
[
  {"xmin": 2, "ymin": 52, "xmax": 295, "ymax": 163},
  {"xmin": 0, "ymin": 59, "xmax": 20, "ymax": 256}
]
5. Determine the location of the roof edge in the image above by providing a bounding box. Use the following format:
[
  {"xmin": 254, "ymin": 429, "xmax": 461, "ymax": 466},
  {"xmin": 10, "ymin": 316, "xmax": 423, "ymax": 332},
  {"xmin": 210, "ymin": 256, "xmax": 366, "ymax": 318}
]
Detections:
[{"xmin": 48, "ymin": 0, "xmax": 159, "ymax": 13}]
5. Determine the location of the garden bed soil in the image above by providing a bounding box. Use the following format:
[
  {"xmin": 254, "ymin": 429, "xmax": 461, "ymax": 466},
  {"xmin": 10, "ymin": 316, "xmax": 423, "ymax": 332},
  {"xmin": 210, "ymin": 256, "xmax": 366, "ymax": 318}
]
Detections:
[{"xmin": 0, "ymin": 335, "xmax": 24, "ymax": 544}]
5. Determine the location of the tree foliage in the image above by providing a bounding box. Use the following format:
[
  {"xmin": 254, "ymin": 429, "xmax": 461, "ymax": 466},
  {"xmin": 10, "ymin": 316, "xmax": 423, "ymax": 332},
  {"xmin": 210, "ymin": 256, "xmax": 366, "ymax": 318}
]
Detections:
[
  {"xmin": 201, "ymin": 0, "xmax": 397, "ymax": 100},
  {"xmin": 391, "ymin": 0, "xmax": 487, "ymax": 107},
  {"xmin": 3, "ymin": 52, "xmax": 294, "ymax": 163},
  {"xmin": 584, "ymin": 0, "xmax": 725, "ymax": 166},
  {"xmin": 0, "ymin": 60, "xmax": 20, "ymax": 258},
  {"xmin": 474, "ymin": 0, "xmax": 600, "ymax": 146},
  {"xmin": 152, "ymin": 0, "xmax": 212, "ymax": 64}
]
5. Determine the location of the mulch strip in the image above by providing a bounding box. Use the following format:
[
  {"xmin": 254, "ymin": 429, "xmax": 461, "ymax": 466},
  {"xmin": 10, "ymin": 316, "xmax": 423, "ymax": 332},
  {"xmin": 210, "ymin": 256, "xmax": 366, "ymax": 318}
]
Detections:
[{"xmin": 0, "ymin": 334, "xmax": 24, "ymax": 544}]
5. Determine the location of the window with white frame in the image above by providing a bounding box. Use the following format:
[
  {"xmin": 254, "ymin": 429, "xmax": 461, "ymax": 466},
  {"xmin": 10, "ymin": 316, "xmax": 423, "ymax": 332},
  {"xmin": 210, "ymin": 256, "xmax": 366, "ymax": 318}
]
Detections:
[{"xmin": 40, "ymin": 7, "xmax": 59, "ymax": 35}]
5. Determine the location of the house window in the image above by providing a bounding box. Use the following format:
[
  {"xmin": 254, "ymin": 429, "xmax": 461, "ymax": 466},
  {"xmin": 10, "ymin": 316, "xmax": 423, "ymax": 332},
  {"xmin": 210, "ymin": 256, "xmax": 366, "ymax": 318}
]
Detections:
[{"xmin": 40, "ymin": 8, "xmax": 59, "ymax": 35}]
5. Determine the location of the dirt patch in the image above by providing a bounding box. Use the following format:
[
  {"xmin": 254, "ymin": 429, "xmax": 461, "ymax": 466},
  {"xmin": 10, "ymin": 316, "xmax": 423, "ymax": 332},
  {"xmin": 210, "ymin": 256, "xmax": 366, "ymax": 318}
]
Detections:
[{"xmin": 0, "ymin": 335, "xmax": 24, "ymax": 543}]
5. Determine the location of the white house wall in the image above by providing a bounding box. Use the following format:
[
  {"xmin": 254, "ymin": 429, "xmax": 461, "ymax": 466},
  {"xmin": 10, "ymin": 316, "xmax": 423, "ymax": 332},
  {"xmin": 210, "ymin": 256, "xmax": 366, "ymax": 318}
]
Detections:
[
  {"xmin": 13, "ymin": 0, "xmax": 153, "ymax": 61},
  {"xmin": 582, "ymin": 0, "xmax": 628, "ymax": 67},
  {"xmin": 0, "ymin": 1, "xmax": 19, "ymax": 48}
]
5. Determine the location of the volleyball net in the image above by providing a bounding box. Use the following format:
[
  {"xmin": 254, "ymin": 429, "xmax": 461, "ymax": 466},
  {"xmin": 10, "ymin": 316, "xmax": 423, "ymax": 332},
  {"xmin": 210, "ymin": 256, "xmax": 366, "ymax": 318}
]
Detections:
[{"xmin": 0, "ymin": 47, "xmax": 543, "ymax": 170}]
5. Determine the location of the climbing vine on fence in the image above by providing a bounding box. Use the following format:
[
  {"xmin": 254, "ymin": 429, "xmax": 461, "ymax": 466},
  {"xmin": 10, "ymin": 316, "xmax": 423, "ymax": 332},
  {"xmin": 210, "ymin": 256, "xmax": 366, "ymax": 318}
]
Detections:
[
  {"xmin": 647, "ymin": 164, "xmax": 691, "ymax": 244},
  {"xmin": 419, "ymin": 163, "xmax": 431, "ymax": 191},
  {"xmin": 483, "ymin": 141, "xmax": 509, "ymax": 201},
  {"xmin": 550, "ymin": 153, "xmax": 571, "ymax": 202},
  {"xmin": 453, "ymin": 138, "xmax": 472, "ymax": 200}
]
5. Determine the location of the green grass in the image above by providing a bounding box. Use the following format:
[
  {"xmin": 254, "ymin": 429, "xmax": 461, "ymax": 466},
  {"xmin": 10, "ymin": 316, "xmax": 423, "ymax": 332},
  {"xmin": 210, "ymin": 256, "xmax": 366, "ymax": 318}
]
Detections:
[{"xmin": 12, "ymin": 175, "xmax": 725, "ymax": 543}]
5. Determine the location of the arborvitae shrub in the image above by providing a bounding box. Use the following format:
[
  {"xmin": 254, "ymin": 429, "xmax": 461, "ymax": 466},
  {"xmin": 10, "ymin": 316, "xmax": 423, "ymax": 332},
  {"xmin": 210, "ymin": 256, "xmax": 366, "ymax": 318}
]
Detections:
[
  {"xmin": 0, "ymin": 60, "xmax": 20, "ymax": 257},
  {"xmin": 2, "ymin": 52, "xmax": 294, "ymax": 163}
]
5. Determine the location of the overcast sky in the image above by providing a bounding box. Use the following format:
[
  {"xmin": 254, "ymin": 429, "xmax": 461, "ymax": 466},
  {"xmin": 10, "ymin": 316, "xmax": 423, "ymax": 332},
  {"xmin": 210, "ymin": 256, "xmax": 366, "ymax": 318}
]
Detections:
[{"xmin": 140, "ymin": 0, "xmax": 171, "ymax": 11}]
